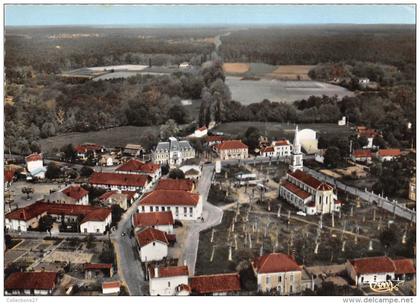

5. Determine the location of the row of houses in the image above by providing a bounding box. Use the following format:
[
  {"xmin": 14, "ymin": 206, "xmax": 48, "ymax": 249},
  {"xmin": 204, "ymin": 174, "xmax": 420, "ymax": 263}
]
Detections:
[{"xmin": 351, "ymin": 148, "xmax": 401, "ymax": 163}]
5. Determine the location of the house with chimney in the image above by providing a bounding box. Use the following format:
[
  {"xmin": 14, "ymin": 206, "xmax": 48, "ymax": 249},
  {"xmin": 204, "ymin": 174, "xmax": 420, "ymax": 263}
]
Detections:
[
  {"xmin": 252, "ymin": 252, "xmax": 304, "ymax": 295},
  {"xmin": 5, "ymin": 272, "xmax": 58, "ymax": 296},
  {"xmin": 346, "ymin": 256, "xmax": 416, "ymax": 286},
  {"xmin": 89, "ymin": 172, "xmax": 150, "ymax": 192},
  {"xmin": 148, "ymin": 265, "xmax": 189, "ymax": 296},
  {"xmin": 215, "ymin": 140, "xmax": 249, "ymax": 160},
  {"xmin": 136, "ymin": 227, "xmax": 169, "ymax": 262},
  {"xmin": 46, "ymin": 184, "xmax": 89, "ymax": 205}
]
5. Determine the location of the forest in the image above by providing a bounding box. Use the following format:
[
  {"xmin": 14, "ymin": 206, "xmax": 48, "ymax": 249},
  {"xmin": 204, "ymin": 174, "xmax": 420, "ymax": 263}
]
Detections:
[{"xmin": 219, "ymin": 25, "xmax": 415, "ymax": 66}]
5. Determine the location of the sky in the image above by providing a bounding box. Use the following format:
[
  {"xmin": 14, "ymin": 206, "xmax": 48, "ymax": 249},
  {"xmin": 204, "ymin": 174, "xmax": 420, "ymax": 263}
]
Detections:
[{"xmin": 5, "ymin": 4, "xmax": 416, "ymax": 27}]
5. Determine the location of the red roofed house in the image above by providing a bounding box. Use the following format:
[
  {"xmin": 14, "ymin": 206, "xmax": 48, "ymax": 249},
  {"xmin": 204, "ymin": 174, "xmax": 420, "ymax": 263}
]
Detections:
[
  {"xmin": 46, "ymin": 184, "xmax": 89, "ymax": 205},
  {"xmin": 377, "ymin": 149, "xmax": 401, "ymax": 162},
  {"xmin": 4, "ymin": 169, "xmax": 15, "ymax": 190},
  {"xmin": 155, "ymin": 178, "xmax": 195, "ymax": 192},
  {"xmin": 5, "ymin": 202, "xmax": 111, "ymax": 233},
  {"xmin": 190, "ymin": 273, "xmax": 241, "ymax": 295},
  {"xmin": 260, "ymin": 139, "xmax": 292, "ymax": 157},
  {"xmin": 132, "ymin": 211, "xmax": 174, "ymax": 233},
  {"xmin": 136, "ymin": 227, "xmax": 169, "ymax": 262},
  {"xmin": 346, "ymin": 257, "xmax": 416, "ymax": 286},
  {"xmin": 215, "ymin": 140, "xmax": 249, "ymax": 160},
  {"xmin": 116, "ymin": 159, "xmax": 161, "ymax": 183},
  {"xmin": 356, "ymin": 126, "xmax": 381, "ymax": 149},
  {"xmin": 252, "ymin": 253, "xmax": 303, "ymax": 294},
  {"xmin": 148, "ymin": 265, "xmax": 189, "ymax": 295},
  {"xmin": 189, "ymin": 126, "xmax": 208, "ymax": 138},
  {"xmin": 5, "ymin": 271, "xmax": 58, "ymax": 295},
  {"xmin": 351, "ymin": 149, "xmax": 373, "ymax": 163},
  {"xmin": 89, "ymin": 172, "xmax": 150, "ymax": 192},
  {"xmin": 138, "ymin": 189, "xmax": 202, "ymax": 220},
  {"xmin": 74, "ymin": 143, "xmax": 104, "ymax": 160},
  {"xmin": 102, "ymin": 281, "xmax": 121, "ymax": 295},
  {"xmin": 261, "ymin": 146, "xmax": 275, "ymax": 158},
  {"xmin": 99, "ymin": 190, "xmax": 138, "ymax": 210},
  {"xmin": 205, "ymin": 135, "xmax": 224, "ymax": 147}
]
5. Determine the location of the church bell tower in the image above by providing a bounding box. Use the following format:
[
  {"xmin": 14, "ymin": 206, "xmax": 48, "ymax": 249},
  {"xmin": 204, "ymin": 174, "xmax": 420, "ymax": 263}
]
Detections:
[{"xmin": 290, "ymin": 125, "xmax": 303, "ymax": 172}]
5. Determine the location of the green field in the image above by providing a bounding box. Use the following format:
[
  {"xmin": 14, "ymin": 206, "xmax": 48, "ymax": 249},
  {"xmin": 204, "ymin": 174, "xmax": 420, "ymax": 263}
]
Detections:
[{"xmin": 38, "ymin": 126, "xmax": 160, "ymax": 153}]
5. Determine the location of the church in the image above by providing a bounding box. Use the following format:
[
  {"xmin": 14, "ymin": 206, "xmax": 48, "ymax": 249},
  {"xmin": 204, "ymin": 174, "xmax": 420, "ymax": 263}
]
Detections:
[{"xmin": 279, "ymin": 126, "xmax": 342, "ymax": 215}]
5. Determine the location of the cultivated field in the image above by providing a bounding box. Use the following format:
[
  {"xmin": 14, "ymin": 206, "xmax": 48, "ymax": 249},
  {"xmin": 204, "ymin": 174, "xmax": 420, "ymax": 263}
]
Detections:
[
  {"xmin": 267, "ymin": 65, "xmax": 315, "ymax": 80},
  {"xmin": 226, "ymin": 76, "xmax": 353, "ymax": 104},
  {"xmin": 223, "ymin": 63, "xmax": 250, "ymax": 74}
]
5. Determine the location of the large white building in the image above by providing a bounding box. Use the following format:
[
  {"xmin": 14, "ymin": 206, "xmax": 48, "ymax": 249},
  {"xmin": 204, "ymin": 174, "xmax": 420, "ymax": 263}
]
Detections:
[
  {"xmin": 25, "ymin": 153, "xmax": 46, "ymax": 179},
  {"xmin": 152, "ymin": 137, "xmax": 195, "ymax": 166},
  {"xmin": 261, "ymin": 140, "xmax": 292, "ymax": 158},
  {"xmin": 138, "ymin": 189, "xmax": 202, "ymax": 220},
  {"xmin": 148, "ymin": 265, "xmax": 189, "ymax": 296},
  {"xmin": 279, "ymin": 126, "xmax": 341, "ymax": 215},
  {"xmin": 89, "ymin": 172, "xmax": 150, "ymax": 192}
]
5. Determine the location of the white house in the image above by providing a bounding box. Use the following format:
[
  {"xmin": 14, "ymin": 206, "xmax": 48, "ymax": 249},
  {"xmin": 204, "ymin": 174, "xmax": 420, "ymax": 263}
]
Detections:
[
  {"xmin": 138, "ymin": 190, "xmax": 202, "ymax": 220},
  {"xmin": 25, "ymin": 153, "xmax": 46, "ymax": 179},
  {"xmin": 377, "ymin": 149, "xmax": 401, "ymax": 162},
  {"xmin": 215, "ymin": 140, "xmax": 249, "ymax": 160},
  {"xmin": 179, "ymin": 62, "xmax": 191, "ymax": 69},
  {"xmin": 99, "ymin": 190, "xmax": 137, "ymax": 210},
  {"xmin": 132, "ymin": 211, "xmax": 174, "ymax": 234},
  {"xmin": 5, "ymin": 272, "xmax": 58, "ymax": 296},
  {"xmin": 136, "ymin": 227, "xmax": 169, "ymax": 262},
  {"xmin": 338, "ymin": 116, "xmax": 346, "ymax": 126},
  {"xmin": 260, "ymin": 146, "xmax": 275, "ymax": 158},
  {"xmin": 189, "ymin": 126, "xmax": 208, "ymax": 138},
  {"xmin": 148, "ymin": 265, "xmax": 189, "ymax": 296},
  {"xmin": 252, "ymin": 253, "xmax": 303, "ymax": 295},
  {"xmin": 346, "ymin": 256, "xmax": 395, "ymax": 286},
  {"xmin": 102, "ymin": 281, "xmax": 121, "ymax": 295},
  {"xmin": 80, "ymin": 208, "xmax": 112, "ymax": 234},
  {"xmin": 179, "ymin": 165, "xmax": 201, "ymax": 180}
]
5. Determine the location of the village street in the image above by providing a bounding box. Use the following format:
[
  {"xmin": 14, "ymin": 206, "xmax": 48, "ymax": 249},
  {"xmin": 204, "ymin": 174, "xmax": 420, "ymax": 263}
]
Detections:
[{"xmin": 181, "ymin": 163, "xmax": 224, "ymax": 275}]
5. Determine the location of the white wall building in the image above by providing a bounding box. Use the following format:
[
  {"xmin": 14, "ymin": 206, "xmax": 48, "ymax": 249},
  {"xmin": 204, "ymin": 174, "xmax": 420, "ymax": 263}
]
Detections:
[
  {"xmin": 25, "ymin": 153, "xmax": 46, "ymax": 179},
  {"xmin": 346, "ymin": 256, "xmax": 396, "ymax": 286},
  {"xmin": 149, "ymin": 265, "xmax": 189, "ymax": 296},
  {"xmin": 152, "ymin": 137, "xmax": 196, "ymax": 166},
  {"xmin": 80, "ymin": 211, "xmax": 112, "ymax": 234},
  {"xmin": 136, "ymin": 227, "xmax": 169, "ymax": 262}
]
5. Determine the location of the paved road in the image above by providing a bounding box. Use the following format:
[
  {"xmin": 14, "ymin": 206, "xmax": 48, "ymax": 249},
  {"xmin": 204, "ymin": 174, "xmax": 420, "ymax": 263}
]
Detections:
[
  {"xmin": 182, "ymin": 164, "xmax": 224, "ymax": 275},
  {"xmin": 110, "ymin": 194, "xmax": 147, "ymax": 295},
  {"xmin": 305, "ymin": 167, "xmax": 416, "ymax": 222}
]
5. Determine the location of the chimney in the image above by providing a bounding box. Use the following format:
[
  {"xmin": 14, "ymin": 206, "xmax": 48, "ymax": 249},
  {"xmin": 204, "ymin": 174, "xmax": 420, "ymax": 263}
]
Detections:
[{"xmin": 154, "ymin": 267, "xmax": 159, "ymax": 278}]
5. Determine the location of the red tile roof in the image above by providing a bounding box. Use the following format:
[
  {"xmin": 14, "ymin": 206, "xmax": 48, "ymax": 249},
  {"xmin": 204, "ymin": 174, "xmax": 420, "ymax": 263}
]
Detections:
[
  {"xmin": 262, "ymin": 146, "xmax": 275, "ymax": 153},
  {"xmin": 80, "ymin": 208, "xmax": 111, "ymax": 223},
  {"xmin": 74, "ymin": 143, "xmax": 103, "ymax": 154},
  {"xmin": 4, "ymin": 169, "xmax": 15, "ymax": 183},
  {"xmin": 61, "ymin": 185, "xmax": 88, "ymax": 201},
  {"xmin": 5, "ymin": 202, "xmax": 111, "ymax": 224},
  {"xmin": 216, "ymin": 140, "xmax": 248, "ymax": 151},
  {"xmin": 288, "ymin": 170, "xmax": 322, "ymax": 189},
  {"xmin": 378, "ymin": 149, "xmax": 401, "ymax": 157},
  {"xmin": 392, "ymin": 259, "xmax": 416, "ymax": 275},
  {"xmin": 116, "ymin": 159, "xmax": 160, "ymax": 174},
  {"xmin": 274, "ymin": 140, "xmax": 290, "ymax": 146},
  {"xmin": 155, "ymin": 178, "xmax": 194, "ymax": 192},
  {"xmin": 349, "ymin": 256, "xmax": 395, "ymax": 275},
  {"xmin": 139, "ymin": 190, "xmax": 200, "ymax": 207},
  {"xmin": 206, "ymin": 135, "xmax": 224, "ymax": 142},
  {"xmin": 25, "ymin": 153, "xmax": 43, "ymax": 162},
  {"xmin": 190, "ymin": 273, "xmax": 241, "ymax": 294},
  {"xmin": 89, "ymin": 172, "xmax": 149, "ymax": 188},
  {"xmin": 149, "ymin": 265, "xmax": 189, "ymax": 279},
  {"xmin": 5, "ymin": 272, "xmax": 57, "ymax": 290},
  {"xmin": 281, "ymin": 180, "xmax": 311, "ymax": 199},
  {"xmin": 253, "ymin": 253, "xmax": 301, "ymax": 274},
  {"xmin": 133, "ymin": 211, "xmax": 174, "ymax": 228},
  {"xmin": 102, "ymin": 281, "xmax": 121, "ymax": 289},
  {"xmin": 136, "ymin": 227, "xmax": 168, "ymax": 247},
  {"xmin": 84, "ymin": 263, "xmax": 113, "ymax": 270},
  {"xmin": 352, "ymin": 149, "xmax": 372, "ymax": 158}
]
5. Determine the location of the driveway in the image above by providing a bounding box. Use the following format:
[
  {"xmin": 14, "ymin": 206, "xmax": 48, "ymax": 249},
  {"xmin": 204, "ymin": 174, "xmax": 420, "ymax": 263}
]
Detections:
[{"xmin": 181, "ymin": 164, "xmax": 224, "ymax": 275}]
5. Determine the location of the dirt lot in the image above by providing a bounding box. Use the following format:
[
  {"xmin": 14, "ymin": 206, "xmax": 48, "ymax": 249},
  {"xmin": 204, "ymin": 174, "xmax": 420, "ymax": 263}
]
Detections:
[
  {"xmin": 223, "ymin": 63, "xmax": 250, "ymax": 74},
  {"xmin": 267, "ymin": 65, "xmax": 315, "ymax": 80}
]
